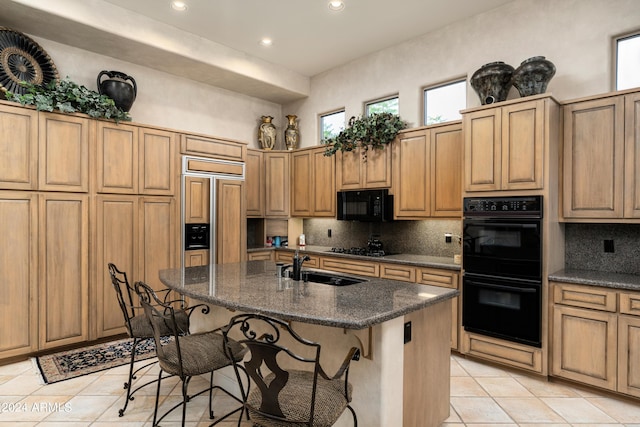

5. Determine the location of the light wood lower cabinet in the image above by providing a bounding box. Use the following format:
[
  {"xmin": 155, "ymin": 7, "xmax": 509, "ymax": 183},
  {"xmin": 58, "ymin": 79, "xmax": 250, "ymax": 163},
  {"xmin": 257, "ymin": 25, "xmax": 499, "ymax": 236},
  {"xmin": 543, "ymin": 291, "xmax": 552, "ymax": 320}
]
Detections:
[
  {"xmin": 94, "ymin": 195, "xmax": 178, "ymax": 338},
  {"xmin": 39, "ymin": 193, "xmax": 90, "ymax": 350},
  {"xmin": 247, "ymin": 250, "xmax": 273, "ymax": 261},
  {"xmin": 551, "ymin": 281, "xmax": 640, "ymax": 397},
  {"xmin": 0, "ymin": 192, "xmax": 38, "ymax": 359}
]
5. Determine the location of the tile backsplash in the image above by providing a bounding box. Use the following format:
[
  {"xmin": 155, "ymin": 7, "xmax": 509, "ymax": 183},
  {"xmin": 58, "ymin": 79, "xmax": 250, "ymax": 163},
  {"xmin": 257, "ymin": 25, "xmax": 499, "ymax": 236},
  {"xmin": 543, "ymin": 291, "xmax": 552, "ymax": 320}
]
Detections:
[
  {"xmin": 565, "ymin": 223, "xmax": 640, "ymax": 274},
  {"xmin": 303, "ymin": 218, "xmax": 462, "ymax": 258}
]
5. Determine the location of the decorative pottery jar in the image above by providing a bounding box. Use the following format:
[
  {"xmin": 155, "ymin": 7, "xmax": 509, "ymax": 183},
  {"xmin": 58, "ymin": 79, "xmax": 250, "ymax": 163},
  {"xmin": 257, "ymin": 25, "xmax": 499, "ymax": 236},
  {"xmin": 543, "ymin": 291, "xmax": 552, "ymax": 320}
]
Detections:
[
  {"xmin": 258, "ymin": 115, "xmax": 276, "ymax": 150},
  {"xmin": 284, "ymin": 114, "xmax": 299, "ymax": 150},
  {"xmin": 470, "ymin": 61, "xmax": 514, "ymax": 105},
  {"xmin": 511, "ymin": 56, "xmax": 556, "ymax": 97},
  {"xmin": 97, "ymin": 70, "xmax": 137, "ymax": 112}
]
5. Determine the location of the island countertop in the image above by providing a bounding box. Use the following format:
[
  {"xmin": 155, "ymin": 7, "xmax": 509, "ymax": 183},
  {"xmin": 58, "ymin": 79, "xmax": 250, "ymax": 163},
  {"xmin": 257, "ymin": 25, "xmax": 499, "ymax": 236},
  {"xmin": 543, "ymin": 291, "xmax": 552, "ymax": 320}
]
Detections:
[{"xmin": 159, "ymin": 260, "xmax": 458, "ymax": 329}]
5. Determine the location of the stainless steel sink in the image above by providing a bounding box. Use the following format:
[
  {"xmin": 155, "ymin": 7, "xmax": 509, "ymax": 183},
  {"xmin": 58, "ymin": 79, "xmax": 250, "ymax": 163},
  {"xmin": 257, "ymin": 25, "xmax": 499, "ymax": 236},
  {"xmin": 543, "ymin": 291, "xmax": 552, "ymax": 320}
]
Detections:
[{"xmin": 302, "ymin": 271, "xmax": 365, "ymax": 286}]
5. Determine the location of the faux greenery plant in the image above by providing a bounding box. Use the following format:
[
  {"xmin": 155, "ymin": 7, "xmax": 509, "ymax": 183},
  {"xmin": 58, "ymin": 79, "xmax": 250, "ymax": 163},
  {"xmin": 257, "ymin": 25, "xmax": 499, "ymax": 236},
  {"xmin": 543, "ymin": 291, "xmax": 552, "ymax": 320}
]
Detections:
[
  {"xmin": 322, "ymin": 112, "xmax": 406, "ymax": 159},
  {"xmin": 6, "ymin": 77, "xmax": 131, "ymax": 122}
]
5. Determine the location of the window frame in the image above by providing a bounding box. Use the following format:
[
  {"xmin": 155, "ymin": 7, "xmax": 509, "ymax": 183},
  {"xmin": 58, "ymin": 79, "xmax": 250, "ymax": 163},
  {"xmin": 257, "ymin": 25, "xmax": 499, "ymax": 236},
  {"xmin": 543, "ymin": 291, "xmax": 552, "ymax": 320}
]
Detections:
[
  {"xmin": 613, "ymin": 29, "xmax": 640, "ymax": 91},
  {"xmin": 319, "ymin": 108, "xmax": 346, "ymax": 143},
  {"xmin": 364, "ymin": 94, "xmax": 399, "ymax": 117},
  {"xmin": 422, "ymin": 77, "xmax": 467, "ymax": 126}
]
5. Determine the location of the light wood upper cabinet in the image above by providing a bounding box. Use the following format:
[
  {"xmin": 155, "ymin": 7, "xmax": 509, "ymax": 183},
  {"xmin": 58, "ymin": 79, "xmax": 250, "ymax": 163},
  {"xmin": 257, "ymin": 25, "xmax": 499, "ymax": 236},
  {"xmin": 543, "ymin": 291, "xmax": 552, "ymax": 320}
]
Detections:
[
  {"xmin": 464, "ymin": 97, "xmax": 552, "ymax": 192},
  {"xmin": 246, "ymin": 149, "xmax": 265, "ymax": 217},
  {"xmin": 97, "ymin": 123, "xmax": 176, "ymax": 195},
  {"xmin": 0, "ymin": 192, "xmax": 38, "ymax": 359},
  {"xmin": 393, "ymin": 122, "xmax": 462, "ymax": 219},
  {"xmin": 336, "ymin": 145, "xmax": 392, "ymax": 190},
  {"xmin": 39, "ymin": 112, "xmax": 90, "ymax": 192},
  {"xmin": 291, "ymin": 146, "xmax": 336, "ymax": 217},
  {"xmin": 184, "ymin": 176, "xmax": 210, "ymax": 224},
  {"xmin": 39, "ymin": 193, "xmax": 89, "ymax": 349},
  {"xmin": 624, "ymin": 92, "xmax": 640, "ymax": 218},
  {"xmin": 216, "ymin": 179, "xmax": 245, "ymax": 264},
  {"xmin": 0, "ymin": 103, "xmax": 38, "ymax": 190},
  {"xmin": 139, "ymin": 127, "xmax": 176, "ymax": 195},
  {"xmin": 264, "ymin": 151, "xmax": 290, "ymax": 217},
  {"xmin": 180, "ymin": 133, "xmax": 246, "ymax": 162},
  {"xmin": 563, "ymin": 95, "xmax": 624, "ymax": 219}
]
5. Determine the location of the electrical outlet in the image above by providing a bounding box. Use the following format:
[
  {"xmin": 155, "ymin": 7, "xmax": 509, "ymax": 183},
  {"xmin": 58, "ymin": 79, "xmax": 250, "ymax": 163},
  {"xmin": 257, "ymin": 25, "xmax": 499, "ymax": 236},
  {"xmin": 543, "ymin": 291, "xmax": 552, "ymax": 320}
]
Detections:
[
  {"xmin": 328, "ymin": 229, "xmax": 332, "ymax": 238},
  {"xmin": 604, "ymin": 239, "xmax": 615, "ymax": 253},
  {"xmin": 445, "ymin": 233, "xmax": 452, "ymax": 243}
]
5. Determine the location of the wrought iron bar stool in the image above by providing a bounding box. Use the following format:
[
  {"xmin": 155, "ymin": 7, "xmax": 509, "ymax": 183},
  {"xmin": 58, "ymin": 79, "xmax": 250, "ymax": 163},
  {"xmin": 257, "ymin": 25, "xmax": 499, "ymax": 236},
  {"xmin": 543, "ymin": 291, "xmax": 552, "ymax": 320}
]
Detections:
[
  {"xmin": 135, "ymin": 281, "xmax": 248, "ymax": 426},
  {"xmin": 222, "ymin": 313, "xmax": 360, "ymax": 426}
]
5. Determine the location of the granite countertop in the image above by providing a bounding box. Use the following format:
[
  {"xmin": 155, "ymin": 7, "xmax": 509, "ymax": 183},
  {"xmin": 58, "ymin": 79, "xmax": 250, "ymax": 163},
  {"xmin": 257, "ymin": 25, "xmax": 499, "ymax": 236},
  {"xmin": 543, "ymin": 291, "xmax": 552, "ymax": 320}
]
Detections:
[
  {"xmin": 247, "ymin": 245, "xmax": 461, "ymax": 271},
  {"xmin": 159, "ymin": 261, "xmax": 458, "ymax": 329},
  {"xmin": 549, "ymin": 269, "xmax": 640, "ymax": 291}
]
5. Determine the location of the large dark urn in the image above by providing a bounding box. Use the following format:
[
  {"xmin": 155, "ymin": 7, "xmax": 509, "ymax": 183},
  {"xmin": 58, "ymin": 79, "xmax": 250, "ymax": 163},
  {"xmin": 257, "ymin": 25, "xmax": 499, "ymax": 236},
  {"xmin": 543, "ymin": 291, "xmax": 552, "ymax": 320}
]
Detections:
[
  {"xmin": 97, "ymin": 70, "xmax": 137, "ymax": 112},
  {"xmin": 470, "ymin": 61, "xmax": 515, "ymax": 105},
  {"xmin": 511, "ymin": 56, "xmax": 556, "ymax": 97}
]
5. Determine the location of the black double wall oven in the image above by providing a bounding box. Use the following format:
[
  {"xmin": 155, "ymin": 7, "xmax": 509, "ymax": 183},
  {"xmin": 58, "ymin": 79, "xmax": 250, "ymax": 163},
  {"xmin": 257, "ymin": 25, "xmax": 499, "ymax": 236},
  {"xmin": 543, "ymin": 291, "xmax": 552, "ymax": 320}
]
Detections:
[{"xmin": 462, "ymin": 196, "xmax": 543, "ymax": 347}]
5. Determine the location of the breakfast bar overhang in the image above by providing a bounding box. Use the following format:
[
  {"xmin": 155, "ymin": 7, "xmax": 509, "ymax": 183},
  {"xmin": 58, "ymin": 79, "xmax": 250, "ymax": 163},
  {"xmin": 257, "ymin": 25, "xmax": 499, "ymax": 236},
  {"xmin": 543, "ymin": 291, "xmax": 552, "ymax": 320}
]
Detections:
[{"xmin": 160, "ymin": 261, "xmax": 458, "ymax": 427}]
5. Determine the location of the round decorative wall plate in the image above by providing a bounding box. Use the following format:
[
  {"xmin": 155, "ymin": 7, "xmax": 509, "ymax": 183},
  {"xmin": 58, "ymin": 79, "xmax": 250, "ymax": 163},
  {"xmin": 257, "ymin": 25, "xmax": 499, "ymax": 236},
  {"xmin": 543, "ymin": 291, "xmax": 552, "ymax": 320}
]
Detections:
[{"xmin": 0, "ymin": 26, "xmax": 58, "ymax": 95}]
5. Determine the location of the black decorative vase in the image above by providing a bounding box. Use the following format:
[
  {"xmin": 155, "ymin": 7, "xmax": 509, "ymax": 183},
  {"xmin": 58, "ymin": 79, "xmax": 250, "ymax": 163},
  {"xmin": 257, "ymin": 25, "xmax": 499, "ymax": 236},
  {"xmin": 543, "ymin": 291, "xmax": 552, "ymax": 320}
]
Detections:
[
  {"xmin": 470, "ymin": 61, "xmax": 515, "ymax": 105},
  {"xmin": 511, "ymin": 56, "xmax": 556, "ymax": 97},
  {"xmin": 97, "ymin": 70, "xmax": 137, "ymax": 112}
]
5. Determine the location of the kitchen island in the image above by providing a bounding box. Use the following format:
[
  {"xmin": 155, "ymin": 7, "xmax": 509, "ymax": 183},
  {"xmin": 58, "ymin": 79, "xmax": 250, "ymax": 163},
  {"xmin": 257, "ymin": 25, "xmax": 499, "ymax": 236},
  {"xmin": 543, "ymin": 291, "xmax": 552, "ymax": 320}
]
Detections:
[{"xmin": 160, "ymin": 260, "xmax": 458, "ymax": 427}]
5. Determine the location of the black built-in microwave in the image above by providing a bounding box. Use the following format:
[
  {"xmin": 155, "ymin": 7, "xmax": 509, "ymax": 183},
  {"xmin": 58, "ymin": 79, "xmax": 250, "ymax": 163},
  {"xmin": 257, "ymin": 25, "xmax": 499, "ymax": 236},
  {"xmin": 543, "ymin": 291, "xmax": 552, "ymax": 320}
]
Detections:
[{"xmin": 337, "ymin": 189, "xmax": 393, "ymax": 222}]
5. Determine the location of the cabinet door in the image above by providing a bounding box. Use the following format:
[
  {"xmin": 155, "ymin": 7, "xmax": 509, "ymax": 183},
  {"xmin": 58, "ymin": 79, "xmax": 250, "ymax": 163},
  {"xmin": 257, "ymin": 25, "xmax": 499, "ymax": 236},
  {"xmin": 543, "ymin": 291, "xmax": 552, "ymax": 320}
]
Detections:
[
  {"xmin": 312, "ymin": 148, "xmax": 335, "ymax": 217},
  {"xmin": 94, "ymin": 195, "xmax": 138, "ymax": 338},
  {"xmin": 464, "ymin": 109, "xmax": 501, "ymax": 191},
  {"xmin": 619, "ymin": 315, "xmax": 640, "ymax": 398},
  {"xmin": 0, "ymin": 192, "xmax": 38, "ymax": 358},
  {"xmin": 264, "ymin": 152, "xmax": 290, "ymax": 217},
  {"xmin": 39, "ymin": 193, "xmax": 89, "ymax": 349},
  {"xmin": 97, "ymin": 122, "xmax": 138, "ymax": 194},
  {"xmin": 363, "ymin": 144, "xmax": 392, "ymax": 188},
  {"xmin": 216, "ymin": 179, "xmax": 245, "ymax": 264},
  {"xmin": 431, "ymin": 124, "xmax": 462, "ymax": 217},
  {"xmin": 291, "ymin": 150, "xmax": 312, "ymax": 217},
  {"xmin": 39, "ymin": 112, "xmax": 89, "ymax": 192},
  {"xmin": 336, "ymin": 149, "xmax": 363, "ymax": 190},
  {"xmin": 138, "ymin": 197, "xmax": 178, "ymax": 292},
  {"xmin": 394, "ymin": 129, "xmax": 431, "ymax": 219},
  {"xmin": 0, "ymin": 104, "xmax": 38, "ymax": 190},
  {"xmin": 552, "ymin": 305, "xmax": 617, "ymax": 390},
  {"xmin": 501, "ymin": 100, "xmax": 544, "ymax": 190},
  {"xmin": 563, "ymin": 97, "xmax": 624, "ymax": 218},
  {"xmin": 625, "ymin": 93, "xmax": 640, "ymax": 218},
  {"xmin": 246, "ymin": 149, "xmax": 264, "ymax": 217},
  {"xmin": 139, "ymin": 127, "xmax": 176, "ymax": 195},
  {"xmin": 184, "ymin": 176, "xmax": 210, "ymax": 224}
]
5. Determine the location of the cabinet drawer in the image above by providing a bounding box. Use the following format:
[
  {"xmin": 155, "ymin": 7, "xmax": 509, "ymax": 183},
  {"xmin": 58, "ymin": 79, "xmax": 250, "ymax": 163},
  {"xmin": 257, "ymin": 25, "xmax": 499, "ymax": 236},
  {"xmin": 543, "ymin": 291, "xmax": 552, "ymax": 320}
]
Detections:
[
  {"xmin": 552, "ymin": 282, "xmax": 617, "ymax": 312},
  {"xmin": 247, "ymin": 251, "xmax": 273, "ymax": 261},
  {"xmin": 319, "ymin": 257, "xmax": 379, "ymax": 277},
  {"xmin": 416, "ymin": 268, "xmax": 458, "ymax": 289},
  {"xmin": 380, "ymin": 263, "xmax": 415, "ymax": 282},
  {"xmin": 620, "ymin": 292, "xmax": 640, "ymax": 316},
  {"xmin": 274, "ymin": 251, "xmax": 319, "ymax": 268},
  {"xmin": 462, "ymin": 332, "xmax": 543, "ymax": 373}
]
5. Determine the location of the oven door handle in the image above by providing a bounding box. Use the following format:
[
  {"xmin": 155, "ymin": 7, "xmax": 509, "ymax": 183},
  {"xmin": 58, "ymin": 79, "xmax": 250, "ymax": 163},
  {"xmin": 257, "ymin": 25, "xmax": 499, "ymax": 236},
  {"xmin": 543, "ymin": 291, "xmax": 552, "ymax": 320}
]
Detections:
[{"xmin": 467, "ymin": 281, "xmax": 538, "ymax": 293}]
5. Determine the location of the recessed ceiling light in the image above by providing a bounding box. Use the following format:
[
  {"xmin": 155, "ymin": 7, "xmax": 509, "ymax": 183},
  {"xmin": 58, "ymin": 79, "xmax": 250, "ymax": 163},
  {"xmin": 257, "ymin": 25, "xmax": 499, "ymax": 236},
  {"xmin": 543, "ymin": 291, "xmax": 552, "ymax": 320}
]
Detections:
[
  {"xmin": 259, "ymin": 37, "xmax": 273, "ymax": 47},
  {"xmin": 328, "ymin": 0, "xmax": 345, "ymax": 11},
  {"xmin": 170, "ymin": 1, "xmax": 187, "ymax": 11}
]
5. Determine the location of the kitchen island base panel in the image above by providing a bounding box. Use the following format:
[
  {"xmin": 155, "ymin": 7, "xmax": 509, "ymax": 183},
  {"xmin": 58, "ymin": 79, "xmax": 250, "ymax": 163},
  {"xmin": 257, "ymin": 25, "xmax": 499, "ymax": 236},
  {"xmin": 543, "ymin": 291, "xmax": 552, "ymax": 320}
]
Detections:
[{"xmin": 189, "ymin": 301, "xmax": 452, "ymax": 427}]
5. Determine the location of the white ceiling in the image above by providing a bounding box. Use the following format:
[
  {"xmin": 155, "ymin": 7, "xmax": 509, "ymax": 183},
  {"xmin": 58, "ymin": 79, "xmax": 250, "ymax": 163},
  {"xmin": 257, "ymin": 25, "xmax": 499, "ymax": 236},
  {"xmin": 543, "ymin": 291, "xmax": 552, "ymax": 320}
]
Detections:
[{"xmin": 0, "ymin": 0, "xmax": 514, "ymax": 103}]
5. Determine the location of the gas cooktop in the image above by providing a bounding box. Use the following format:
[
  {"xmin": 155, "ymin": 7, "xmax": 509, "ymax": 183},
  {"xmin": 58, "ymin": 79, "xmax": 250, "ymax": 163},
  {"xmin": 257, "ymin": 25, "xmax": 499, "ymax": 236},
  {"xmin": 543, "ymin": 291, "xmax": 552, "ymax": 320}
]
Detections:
[{"xmin": 327, "ymin": 247, "xmax": 396, "ymax": 257}]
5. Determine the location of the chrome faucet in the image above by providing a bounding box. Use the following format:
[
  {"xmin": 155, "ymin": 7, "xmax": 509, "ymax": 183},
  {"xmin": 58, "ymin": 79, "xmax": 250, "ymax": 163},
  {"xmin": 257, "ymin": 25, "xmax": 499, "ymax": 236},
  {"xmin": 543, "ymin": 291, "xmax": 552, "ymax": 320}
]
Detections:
[{"xmin": 292, "ymin": 251, "xmax": 310, "ymax": 281}]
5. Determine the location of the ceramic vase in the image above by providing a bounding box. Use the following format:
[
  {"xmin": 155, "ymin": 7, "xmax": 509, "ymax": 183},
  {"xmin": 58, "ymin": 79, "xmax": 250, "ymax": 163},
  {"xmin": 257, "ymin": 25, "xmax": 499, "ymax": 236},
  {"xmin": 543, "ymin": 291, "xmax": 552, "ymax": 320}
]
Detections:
[
  {"xmin": 258, "ymin": 115, "xmax": 276, "ymax": 150},
  {"xmin": 284, "ymin": 114, "xmax": 299, "ymax": 150},
  {"xmin": 470, "ymin": 61, "xmax": 514, "ymax": 105},
  {"xmin": 97, "ymin": 70, "xmax": 137, "ymax": 112},
  {"xmin": 511, "ymin": 56, "xmax": 556, "ymax": 97}
]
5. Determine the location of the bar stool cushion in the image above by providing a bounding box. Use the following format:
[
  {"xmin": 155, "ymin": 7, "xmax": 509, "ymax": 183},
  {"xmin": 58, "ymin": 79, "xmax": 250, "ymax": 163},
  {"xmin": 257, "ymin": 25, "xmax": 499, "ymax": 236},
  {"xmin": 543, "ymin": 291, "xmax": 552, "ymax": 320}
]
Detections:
[{"xmin": 126, "ymin": 310, "xmax": 189, "ymax": 338}]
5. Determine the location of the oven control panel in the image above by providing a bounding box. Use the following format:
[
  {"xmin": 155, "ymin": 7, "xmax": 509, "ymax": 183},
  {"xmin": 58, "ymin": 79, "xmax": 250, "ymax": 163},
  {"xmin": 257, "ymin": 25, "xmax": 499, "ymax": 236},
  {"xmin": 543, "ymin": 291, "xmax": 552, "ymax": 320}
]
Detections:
[{"xmin": 463, "ymin": 196, "xmax": 542, "ymax": 216}]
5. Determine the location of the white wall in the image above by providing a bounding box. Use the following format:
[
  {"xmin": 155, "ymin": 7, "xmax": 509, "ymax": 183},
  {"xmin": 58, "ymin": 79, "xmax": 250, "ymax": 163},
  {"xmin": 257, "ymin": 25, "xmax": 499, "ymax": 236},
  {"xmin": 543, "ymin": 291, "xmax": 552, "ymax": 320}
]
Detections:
[
  {"xmin": 287, "ymin": 0, "xmax": 640, "ymax": 148},
  {"xmin": 29, "ymin": 37, "xmax": 282, "ymax": 147}
]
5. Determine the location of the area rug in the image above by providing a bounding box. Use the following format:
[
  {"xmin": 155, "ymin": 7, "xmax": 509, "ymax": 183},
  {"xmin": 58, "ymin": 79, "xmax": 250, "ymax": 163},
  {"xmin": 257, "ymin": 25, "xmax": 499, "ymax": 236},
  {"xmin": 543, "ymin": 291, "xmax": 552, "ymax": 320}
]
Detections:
[{"xmin": 34, "ymin": 337, "xmax": 160, "ymax": 384}]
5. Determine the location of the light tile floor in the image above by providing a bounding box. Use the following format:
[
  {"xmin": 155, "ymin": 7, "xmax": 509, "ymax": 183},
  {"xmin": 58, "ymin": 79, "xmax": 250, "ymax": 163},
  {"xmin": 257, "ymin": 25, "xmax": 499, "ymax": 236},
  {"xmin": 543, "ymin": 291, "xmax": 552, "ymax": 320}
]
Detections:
[{"xmin": 1, "ymin": 352, "xmax": 639, "ymax": 426}]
